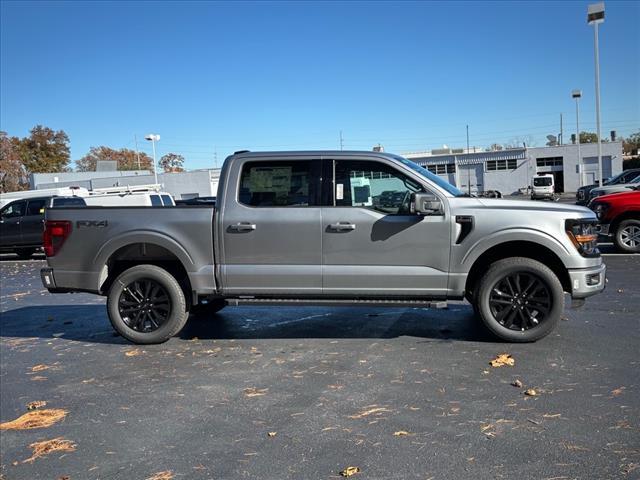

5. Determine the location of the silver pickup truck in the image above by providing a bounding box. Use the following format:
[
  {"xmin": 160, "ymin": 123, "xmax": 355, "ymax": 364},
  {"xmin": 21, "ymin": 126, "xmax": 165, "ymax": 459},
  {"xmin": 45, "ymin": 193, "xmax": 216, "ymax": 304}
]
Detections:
[{"xmin": 41, "ymin": 151, "xmax": 606, "ymax": 344}]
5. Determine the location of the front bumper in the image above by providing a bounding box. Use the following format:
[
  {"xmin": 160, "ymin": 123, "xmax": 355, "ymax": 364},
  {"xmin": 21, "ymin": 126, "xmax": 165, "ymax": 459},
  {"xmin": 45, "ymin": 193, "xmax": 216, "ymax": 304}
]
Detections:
[{"xmin": 568, "ymin": 262, "xmax": 606, "ymax": 299}]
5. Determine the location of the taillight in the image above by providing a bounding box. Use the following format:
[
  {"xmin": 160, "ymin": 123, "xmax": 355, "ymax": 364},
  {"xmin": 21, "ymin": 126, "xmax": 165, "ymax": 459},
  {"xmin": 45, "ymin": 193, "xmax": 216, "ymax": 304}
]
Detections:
[{"xmin": 43, "ymin": 220, "xmax": 72, "ymax": 257}]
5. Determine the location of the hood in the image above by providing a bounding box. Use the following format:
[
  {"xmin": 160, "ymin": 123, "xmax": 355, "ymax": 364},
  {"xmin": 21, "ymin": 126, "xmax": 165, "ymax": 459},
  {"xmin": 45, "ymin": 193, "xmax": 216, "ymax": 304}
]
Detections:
[{"xmin": 450, "ymin": 197, "xmax": 595, "ymax": 217}]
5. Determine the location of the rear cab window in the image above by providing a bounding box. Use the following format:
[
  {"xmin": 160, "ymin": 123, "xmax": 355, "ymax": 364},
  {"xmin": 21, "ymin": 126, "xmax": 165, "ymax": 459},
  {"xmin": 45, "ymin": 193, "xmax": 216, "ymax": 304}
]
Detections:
[
  {"xmin": 150, "ymin": 195, "xmax": 163, "ymax": 206},
  {"xmin": 161, "ymin": 195, "xmax": 174, "ymax": 206},
  {"xmin": 52, "ymin": 197, "xmax": 87, "ymax": 207}
]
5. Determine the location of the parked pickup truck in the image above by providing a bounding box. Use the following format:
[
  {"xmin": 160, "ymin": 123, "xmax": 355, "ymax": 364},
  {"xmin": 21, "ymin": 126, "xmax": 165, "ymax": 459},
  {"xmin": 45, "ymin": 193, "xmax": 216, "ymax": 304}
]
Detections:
[{"xmin": 41, "ymin": 150, "xmax": 606, "ymax": 344}]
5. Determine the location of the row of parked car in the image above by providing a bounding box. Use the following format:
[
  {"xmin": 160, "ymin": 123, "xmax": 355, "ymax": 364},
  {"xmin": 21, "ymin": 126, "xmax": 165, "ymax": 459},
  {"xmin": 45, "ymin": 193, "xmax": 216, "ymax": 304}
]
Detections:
[
  {"xmin": 575, "ymin": 168, "xmax": 640, "ymax": 205},
  {"xmin": 0, "ymin": 186, "xmax": 179, "ymax": 258}
]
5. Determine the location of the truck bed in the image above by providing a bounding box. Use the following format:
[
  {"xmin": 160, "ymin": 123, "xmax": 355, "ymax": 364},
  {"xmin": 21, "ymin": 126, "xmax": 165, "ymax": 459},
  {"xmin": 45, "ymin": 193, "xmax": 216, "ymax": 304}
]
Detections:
[{"xmin": 44, "ymin": 206, "xmax": 216, "ymax": 295}]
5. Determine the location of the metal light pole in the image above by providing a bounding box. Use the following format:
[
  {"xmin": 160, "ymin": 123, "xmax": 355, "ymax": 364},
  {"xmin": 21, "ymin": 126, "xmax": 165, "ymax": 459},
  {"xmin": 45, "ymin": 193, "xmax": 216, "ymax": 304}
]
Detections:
[
  {"xmin": 588, "ymin": 2, "xmax": 605, "ymax": 186},
  {"xmin": 572, "ymin": 90, "xmax": 583, "ymax": 186},
  {"xmin": 145, "ymin": 134, "xmax": 160, "ymax": 186}
]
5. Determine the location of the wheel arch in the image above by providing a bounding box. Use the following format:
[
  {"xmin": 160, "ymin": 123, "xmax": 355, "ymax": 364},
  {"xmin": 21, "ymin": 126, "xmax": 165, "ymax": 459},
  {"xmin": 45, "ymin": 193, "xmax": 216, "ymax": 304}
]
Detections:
[
  {"xmin": 99, "ymin": 240, "xmax": 193, "ymax": 303},
  {"xmin": 465, "ymin": 240, "xmax": 572, "ymax": 298}
]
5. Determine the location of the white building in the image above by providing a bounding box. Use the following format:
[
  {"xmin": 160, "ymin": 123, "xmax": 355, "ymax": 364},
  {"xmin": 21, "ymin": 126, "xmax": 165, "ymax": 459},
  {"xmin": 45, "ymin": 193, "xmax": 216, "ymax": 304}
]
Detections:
[{"xmin": 405, "ymin": 141, "xmax": 623, "ymax": 194}]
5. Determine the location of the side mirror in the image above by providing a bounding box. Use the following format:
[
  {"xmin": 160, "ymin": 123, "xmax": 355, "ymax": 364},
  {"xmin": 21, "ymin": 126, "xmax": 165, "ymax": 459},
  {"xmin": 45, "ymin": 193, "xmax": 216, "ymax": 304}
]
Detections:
[{"xmin": 411, "ymin": 193, "xmax": 443, "ymax": 215}]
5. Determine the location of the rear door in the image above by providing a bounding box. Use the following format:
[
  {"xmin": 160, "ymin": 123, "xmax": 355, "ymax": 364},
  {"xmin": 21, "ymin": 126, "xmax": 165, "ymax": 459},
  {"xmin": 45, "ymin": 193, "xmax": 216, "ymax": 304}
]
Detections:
[
  {"xmin": 321, "ymin": 158, "xmax": 451, "ymax": 296},
  {"xmin": 0, "ymin": 200, "xmax": 26, "ymax": 247},
  {"xmin": 21, "ymin": 198, "xmax": 47, "ymax": 245},
  {"xmin": 220, "ymin": 157, "xmax": 323, "ymax": 294}
]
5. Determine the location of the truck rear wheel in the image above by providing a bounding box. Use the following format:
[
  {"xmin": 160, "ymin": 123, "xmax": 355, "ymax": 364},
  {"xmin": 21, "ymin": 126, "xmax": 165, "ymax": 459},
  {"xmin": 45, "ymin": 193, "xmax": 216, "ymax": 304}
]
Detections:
[
  {"xmin": 474, "ymin": 257, "xmax": 563, "ymax": 342},
  {"xmin": 613, "ymin": 219, "xmax": 640, "ymax": 253},
  {"xmin": 107, "ymin": 264, "xmax": 189, "ymax": 344}
]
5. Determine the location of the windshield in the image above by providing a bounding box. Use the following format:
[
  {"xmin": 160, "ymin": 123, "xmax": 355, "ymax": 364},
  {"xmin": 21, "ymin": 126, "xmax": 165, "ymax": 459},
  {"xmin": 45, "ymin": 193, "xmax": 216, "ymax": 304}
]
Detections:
[
  {"xmin": 390, "ymin": 154, "xmax": 464, "ymax": 196},
  {"xmin": 534, "ymin": 177, "xmax": 553, "ymax": 186},
  {"xmin": 630, "ymin": 175, "xmax": 640, "ymax": 184}
]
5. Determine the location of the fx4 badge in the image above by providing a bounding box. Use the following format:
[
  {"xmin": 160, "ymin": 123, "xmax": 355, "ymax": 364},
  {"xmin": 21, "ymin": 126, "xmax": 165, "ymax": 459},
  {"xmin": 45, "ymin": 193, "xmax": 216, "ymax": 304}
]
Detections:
[{"xmin": 77, "ymin": 220, "xmax": 108, "ymax": 228}]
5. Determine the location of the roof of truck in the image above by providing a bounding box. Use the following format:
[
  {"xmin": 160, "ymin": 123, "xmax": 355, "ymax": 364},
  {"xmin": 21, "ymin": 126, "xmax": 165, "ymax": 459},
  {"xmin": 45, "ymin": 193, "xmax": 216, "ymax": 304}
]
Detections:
[{"xmin": 230, "ymin": 150, "xmax": 401, "ymax": 159}]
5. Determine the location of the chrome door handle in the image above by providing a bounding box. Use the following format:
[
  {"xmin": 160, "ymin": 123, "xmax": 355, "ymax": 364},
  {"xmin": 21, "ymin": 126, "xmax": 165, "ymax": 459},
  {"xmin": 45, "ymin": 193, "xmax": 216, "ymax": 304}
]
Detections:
[
  {"xmin": 228, "ymin": 222, "xmax": 256, "ymax": 232},
  {"xmin": 329, "ymin": 222, "xmax": 356, "ymax": 231}
]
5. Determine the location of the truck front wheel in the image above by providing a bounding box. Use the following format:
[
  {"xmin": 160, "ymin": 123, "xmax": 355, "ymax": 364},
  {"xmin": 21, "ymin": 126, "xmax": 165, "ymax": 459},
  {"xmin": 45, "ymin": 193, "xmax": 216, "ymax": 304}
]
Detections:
[
  {"xmin": 107, "ymin": 264, "xmax": 189, "ymax": 344},
  {"xmin": 474, "ymin": 257, "xmax": 564, "ymax": 342}
]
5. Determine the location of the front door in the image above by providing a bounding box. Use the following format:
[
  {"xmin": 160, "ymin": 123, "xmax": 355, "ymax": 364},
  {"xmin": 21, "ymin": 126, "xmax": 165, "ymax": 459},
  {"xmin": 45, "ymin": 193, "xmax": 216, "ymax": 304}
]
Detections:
[
  {"xmin": 0, "ymin": 200, "xmax": 26, "ymax": 247},
  {"xmin": 322, "ymin": 159, "xmax": 451, "ymax": 297},
  {"xmin": 220, "ymin": 158, "xmax": 323, "ymax": 295}
]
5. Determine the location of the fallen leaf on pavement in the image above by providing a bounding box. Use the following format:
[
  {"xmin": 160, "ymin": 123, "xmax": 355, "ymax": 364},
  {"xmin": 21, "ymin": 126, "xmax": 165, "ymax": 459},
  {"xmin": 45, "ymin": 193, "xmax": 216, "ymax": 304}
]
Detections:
[
  {"xmin": 23, "ymin": 437, "xmax": 76, "ymax": 463},
  {"xmin": 340, "ymin": 466, "xmax": 360, "ymax": 477},
  {"xmin": 611, "ymin": 387, "xmax": 625, "ymax": 396},
  {"xmin": 0, "ymin": 409, "xmax": 68, "ymax": 430},
  {"xmin": 393, "ymin": 430, "xmax": 410, "ymax": 436},
  {"xmin": 348, "ymin": 406, "xmax": 392, "ymax": 419},
  {"xmin": 267, "ymin": 432, "xmax": 277, "ymax": 437},
  {"xmin": 146, "ymin": 471, "xmax": 173, "ymax": 480},
  {"xmin": 244, "ymin": 388, "xmax": 268, "ymax": 397},
  {"xmin": 31, "ymin": 364, "xmax": 51, "ymax": 372},
  {"xmin": 125, "ymin": 349, "xmax": 142, "ymax": 357},
  {"xmin": 524, "ymin": 389, "xmax": 538, "ymax": 396},
  {"xmin": 511, "ymin": 380, "xmax": 523, "ymax": 388},
  {"xmin": 27, "ymin": 401, "xmax": 47, "ymax": 410},
  {"xmin": 490, "ymin": 354, "xmax": 514, "ymax": 367}
]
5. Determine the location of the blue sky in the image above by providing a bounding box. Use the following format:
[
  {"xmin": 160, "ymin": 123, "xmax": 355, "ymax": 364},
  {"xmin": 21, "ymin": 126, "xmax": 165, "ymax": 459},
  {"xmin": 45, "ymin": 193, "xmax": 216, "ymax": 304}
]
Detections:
[{"xmin": 1, "ymin": 0, "xmax": 639, "ymax": 170}]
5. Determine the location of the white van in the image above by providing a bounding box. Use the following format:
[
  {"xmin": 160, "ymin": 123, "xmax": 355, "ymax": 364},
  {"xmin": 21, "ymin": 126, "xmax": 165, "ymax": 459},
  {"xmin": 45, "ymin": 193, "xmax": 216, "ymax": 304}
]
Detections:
[
  {"xmin": 531, "ymin": 174, "xmax": 555, "ymax": 200},
  {"xmin": 0, "ymin": 186, "xmax": 89, "ymax": 209}
]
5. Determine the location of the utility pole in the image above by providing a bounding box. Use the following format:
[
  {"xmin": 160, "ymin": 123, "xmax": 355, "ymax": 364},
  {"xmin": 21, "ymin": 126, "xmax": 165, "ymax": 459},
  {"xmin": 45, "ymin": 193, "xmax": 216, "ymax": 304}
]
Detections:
[
  {"xmin": 572, "ymin": 90, "xmax": 583, "ymax": 186},
  {"xmin": 214, "ymin": 146, "xmax": 217, "ymax": 168},
  {"xmin": 339, "ymin": 130, "xmax": 344, "ymax": 151},
  {"xmin": 134, "ymin": 134, "xmax": 141, "ymax": 170},
  {"xmin": 560, "ymin": 113, "xmax": 563, "ymax": 145}
]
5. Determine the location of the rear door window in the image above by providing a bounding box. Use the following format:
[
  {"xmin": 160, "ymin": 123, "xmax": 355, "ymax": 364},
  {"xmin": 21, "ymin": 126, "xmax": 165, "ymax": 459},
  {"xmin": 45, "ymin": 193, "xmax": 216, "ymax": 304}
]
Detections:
[
  {"xmin": 238, "ymin": 160, "xmax": 321, "ymax": 207},
  {"xmin": 161, "ymin": 195, "xmax": 173, "ymax": 206},
  {"xmin": 150, "ymin": 195, "xmax": 162, "ymax": 206},
  {"xmin": 26, "ymin": 199, "xmax": 47, "ymax": 216}
]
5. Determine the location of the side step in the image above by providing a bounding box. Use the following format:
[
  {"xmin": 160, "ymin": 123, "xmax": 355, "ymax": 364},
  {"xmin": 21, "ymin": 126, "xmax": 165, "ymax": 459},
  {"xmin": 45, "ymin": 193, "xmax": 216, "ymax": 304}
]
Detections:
[{"xmin": 225, "ymin": 297, "xmax": 448, "ymax": 308}]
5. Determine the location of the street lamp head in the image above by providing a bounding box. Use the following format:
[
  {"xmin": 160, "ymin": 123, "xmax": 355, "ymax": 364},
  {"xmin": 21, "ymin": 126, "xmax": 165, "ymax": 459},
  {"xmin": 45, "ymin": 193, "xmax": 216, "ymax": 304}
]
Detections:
[
  {"xmin": 572, "ymin": 89, "xmax": 582, "ymax": 99},
  {"xmin": 587, "ymin": 2, "xmax": 605, "ymax": 24},
  {"xmin": 145, "ymin": 134, "xmax": 160, "ymax": 141}
]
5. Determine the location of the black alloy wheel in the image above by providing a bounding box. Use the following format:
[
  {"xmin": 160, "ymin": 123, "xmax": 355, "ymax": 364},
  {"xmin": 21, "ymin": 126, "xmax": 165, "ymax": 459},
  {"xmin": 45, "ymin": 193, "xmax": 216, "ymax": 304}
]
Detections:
[
  {"xmin": 118, "ymin": 278, "xmax": 171, "ymax": 332},
  {"xmin": 488, "ymin": 272, "xmax": 551, "ymax": 331}
]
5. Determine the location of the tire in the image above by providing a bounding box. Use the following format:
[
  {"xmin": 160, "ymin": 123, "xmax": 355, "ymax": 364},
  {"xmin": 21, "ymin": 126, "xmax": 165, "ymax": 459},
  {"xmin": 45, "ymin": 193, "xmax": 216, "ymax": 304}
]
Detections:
[
  {"xmin": 191, "ymin": 299, "xmax": 226, "ymax": 317},
  {"xmin": 474, "ymin": 257, "xmax": 564, "ymax": 342},
  {"xmin": 107, "ymin": 264, "xmax": 189, "ymax": 344},
  {"xmin": 613, "ymin": 219, "xmax": 640, "ymax": 253},
  {"xmin": 15, "ymin": 248, "xmax": 36, "ymax": 259}
]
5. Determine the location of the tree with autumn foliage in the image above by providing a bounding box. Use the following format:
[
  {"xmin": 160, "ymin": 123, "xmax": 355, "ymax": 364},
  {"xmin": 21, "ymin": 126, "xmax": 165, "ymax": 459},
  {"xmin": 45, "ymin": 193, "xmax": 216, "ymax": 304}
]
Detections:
[
  {"xmin": 76, "ymin": 146, "xmax": 153, "ymax": 172},
  {"xmin": 16, "ymin": 125, "xmax": 71, "ymax": 174},
  {"xmin": 159, "ymin": 153, "xmax": 185, "ymax": 172},
  {"xmin": 0, "ymin": 131, "xmax": 29, "ymax": 193}
]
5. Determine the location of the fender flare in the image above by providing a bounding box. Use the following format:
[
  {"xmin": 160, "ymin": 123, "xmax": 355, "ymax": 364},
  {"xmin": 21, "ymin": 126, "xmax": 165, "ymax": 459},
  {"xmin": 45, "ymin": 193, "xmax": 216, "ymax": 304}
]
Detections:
[
  {"xmin": 94, "ymin": 230, "xmax": 196, "ymax": 284},
  {"xmin": 460, "ymin": 227, "xmax": 573, "ymax": 269}
]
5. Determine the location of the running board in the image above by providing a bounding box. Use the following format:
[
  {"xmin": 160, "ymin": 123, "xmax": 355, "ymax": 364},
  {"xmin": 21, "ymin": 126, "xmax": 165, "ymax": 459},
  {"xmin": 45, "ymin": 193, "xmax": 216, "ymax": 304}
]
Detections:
[{"xmin": 225, "ymin": 298, "xmax": 448, "ymax": 308}]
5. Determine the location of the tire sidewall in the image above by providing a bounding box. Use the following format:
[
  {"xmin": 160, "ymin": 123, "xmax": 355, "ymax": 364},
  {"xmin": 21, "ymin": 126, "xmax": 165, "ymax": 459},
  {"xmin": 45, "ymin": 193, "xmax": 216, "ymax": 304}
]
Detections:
[
  {"xmin": 614, "ymin": 219, "xmax": 640, "ymax": 253},
  {"xmin": 107, "ymin": 265, "xmax": 187, "ymax": 344},
  {"xmin": 476, "ymin": 259, "xmax": 563, "ymax": 342}
]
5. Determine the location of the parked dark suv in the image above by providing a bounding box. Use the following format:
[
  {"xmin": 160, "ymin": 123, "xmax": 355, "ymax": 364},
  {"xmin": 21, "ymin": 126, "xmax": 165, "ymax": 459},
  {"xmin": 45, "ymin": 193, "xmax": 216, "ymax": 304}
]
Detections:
[
  {"xmin": 0, "ymin": 196, "xmax": 86, "ymax": 258},
  {"xmin": 576, "ymin": 168, "xmax": 640, "ymax": 205}
]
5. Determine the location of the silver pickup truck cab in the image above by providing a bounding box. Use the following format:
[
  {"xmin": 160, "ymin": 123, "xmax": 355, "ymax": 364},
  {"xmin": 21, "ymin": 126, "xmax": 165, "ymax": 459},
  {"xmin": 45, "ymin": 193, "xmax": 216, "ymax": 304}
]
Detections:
[{"xmin": 41, "ymin": 151, "xmax": 605, "ymax": 344}]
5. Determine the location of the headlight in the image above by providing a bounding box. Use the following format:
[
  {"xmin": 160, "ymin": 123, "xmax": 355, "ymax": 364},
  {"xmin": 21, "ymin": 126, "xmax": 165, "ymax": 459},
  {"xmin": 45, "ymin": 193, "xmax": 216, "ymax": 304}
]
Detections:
[
  {"xmin": 565, "ymin": 219, "xmax": 599, "ymax": 257},
  {"xmin": 592, "ymin": 202, "xmax": 609, "ymax": 220}
]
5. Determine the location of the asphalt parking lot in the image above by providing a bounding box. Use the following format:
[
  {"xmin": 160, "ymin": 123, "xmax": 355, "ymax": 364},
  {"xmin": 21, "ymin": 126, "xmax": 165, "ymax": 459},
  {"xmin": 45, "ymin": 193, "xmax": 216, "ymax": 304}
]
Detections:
[{"xmin": 1, "ymin": 253, "xmax": 638, "ymax": 480}]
